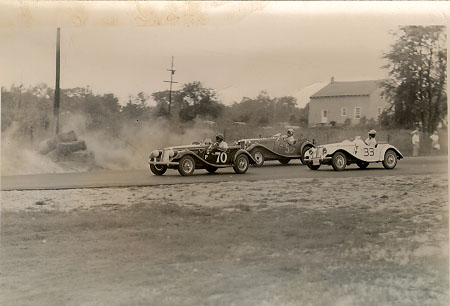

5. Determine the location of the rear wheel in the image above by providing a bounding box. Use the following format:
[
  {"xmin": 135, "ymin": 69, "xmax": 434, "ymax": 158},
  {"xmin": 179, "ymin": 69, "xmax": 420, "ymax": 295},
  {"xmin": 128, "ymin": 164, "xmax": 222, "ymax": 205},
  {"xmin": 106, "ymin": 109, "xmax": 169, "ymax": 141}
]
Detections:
[
  {"xmin": 279, "ymin": 158, "xmax": 291, "ymax": 165},
  {"xmin": 150, "ymin": 164, "xmax": 167, "ymax": 175},
  {"xmin": 306, "ymin": 162, "xmax": 320, "ymax": 170},
  {"xmin": 332, "ymin": 152, "xmax": 347, "ymax": 171},
  {"xmin": 383, "ymin": 149, "xmax": 398, "ymax": 169},
  {"xmin": 251, "ymin": 149, "xmax": 265, "ymax": 166},
  {"xmin": 233, "ymin": 154, "xmax": 249, "ymax": 174},
  {"xmin": 300, "ymin": 145, "xmax": 313, "ymax": 164},
  {"xmin": 356, "ymin": 161, "xmax": 369, "ymax": 169},
  {"xmin": 178, "ymin": 155, "xmax": 195, "ymax": 176}
]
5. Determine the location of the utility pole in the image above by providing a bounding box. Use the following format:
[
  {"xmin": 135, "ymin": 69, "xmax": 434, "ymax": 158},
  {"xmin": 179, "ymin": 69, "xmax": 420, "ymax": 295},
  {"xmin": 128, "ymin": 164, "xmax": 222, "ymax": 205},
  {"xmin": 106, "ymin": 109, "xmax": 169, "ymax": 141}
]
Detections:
[
  {"xmin": 54, "ymin": 27, "xmax": 61, "ymax": 135},
  {"xmin": 163, "ymin": 56, "xmax": 178, "ymax": 115}
]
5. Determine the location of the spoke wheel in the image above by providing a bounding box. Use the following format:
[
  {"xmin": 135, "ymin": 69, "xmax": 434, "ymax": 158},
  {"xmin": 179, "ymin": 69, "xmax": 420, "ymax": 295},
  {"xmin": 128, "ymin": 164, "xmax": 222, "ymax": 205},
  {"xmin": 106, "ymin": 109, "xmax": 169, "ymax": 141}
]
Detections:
[
  {"xmin": 307, "ymin": 162, "xmax": 320, "ymax": 170},
  {"xmin": 178, "ymin": 155, "xmax": 195, "ymax": 176},
  {"xmin": 383, "ymin": 149, "xmax": 397, "ymax": 169},
  {"xmin": 300, "ymin": 145, "xmax": 313, "ymax": 164},
  {"xmin": 150, "ymin": 164, "xmax": 167, "ymax": 175},
  {"xmin": 233, "ymin": 154, "xmax": 249, "ymax": 174},
  {"xmin": 332, "ymin": 152, "xmax": 347, "ymax": 171},
  {"xmin": 252, "ymin": 149, "xmax": 265, "ymax": 167}
]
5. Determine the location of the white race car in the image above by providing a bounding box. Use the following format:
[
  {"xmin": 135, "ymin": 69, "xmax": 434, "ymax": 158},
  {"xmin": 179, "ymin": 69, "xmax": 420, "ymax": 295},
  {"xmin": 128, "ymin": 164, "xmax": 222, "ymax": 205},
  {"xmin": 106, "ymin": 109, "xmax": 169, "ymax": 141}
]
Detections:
[{"xmin": 303, "ymin": 138, "xmax": 403, "ymax": 171}]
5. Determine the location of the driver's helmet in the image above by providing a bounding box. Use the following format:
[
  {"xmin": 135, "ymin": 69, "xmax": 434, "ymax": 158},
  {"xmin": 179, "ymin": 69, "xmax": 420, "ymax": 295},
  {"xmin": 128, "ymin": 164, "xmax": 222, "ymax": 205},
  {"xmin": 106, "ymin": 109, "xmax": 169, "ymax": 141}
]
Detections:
[
  {"xmin": 287, "ymin": 129, "xmax": 294, "ymax": 137},
  {"xmin": 216, "ymin": 134, "xmax": 224, "ymax": 142},
  {"xmin": 368, "ymin": 129, "xmax": 376, "ymax": 137}
]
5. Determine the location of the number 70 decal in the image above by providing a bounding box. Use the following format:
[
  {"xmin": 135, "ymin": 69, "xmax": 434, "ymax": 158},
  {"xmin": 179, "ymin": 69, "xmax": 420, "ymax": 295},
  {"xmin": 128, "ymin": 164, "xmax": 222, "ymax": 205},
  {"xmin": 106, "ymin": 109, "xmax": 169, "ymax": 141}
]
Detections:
[{"xmin": 214, "ymin": 152, "xmax": 228, "ymax": 163}]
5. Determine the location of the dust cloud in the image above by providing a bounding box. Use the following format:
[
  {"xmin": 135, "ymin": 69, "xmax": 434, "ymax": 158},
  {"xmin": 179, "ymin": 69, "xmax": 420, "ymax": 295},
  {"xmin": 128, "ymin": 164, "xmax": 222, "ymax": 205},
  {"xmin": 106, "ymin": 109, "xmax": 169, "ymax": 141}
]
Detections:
[{"xmin": 1, "ymin": 115, "xmax": 215, "ymax": 176}]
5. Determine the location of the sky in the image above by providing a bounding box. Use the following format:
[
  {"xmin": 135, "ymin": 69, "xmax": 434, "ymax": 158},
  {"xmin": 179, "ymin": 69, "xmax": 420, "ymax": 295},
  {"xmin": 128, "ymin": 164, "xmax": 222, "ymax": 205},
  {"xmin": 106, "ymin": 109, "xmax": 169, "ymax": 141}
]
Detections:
[{"xmin": 1, "ymin": 1, "xmax": 448, "ymax": 107}]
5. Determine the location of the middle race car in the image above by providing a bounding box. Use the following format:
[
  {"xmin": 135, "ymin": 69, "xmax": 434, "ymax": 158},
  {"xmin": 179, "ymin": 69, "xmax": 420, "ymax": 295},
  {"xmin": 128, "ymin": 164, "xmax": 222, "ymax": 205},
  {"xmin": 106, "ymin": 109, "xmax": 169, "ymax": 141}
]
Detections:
[
  {"xmin": 235, "ymin": 133, "xmax": 315, "ymax": 166},
  {"xmin": 303, "ymin": 137, "xmax": 404, "ymax": 171},
  {"xmin": 148, "ymin": 140, "xmax": 255, "ymax": 176}
]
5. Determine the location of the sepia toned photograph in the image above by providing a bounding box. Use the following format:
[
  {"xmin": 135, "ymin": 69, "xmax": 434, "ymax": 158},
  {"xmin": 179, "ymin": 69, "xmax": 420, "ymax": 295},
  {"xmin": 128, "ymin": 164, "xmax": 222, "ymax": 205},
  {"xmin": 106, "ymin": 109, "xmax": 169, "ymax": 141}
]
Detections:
[{"xmin": 1, "ymin": 1, "xmax": 448, "ymax": 305}]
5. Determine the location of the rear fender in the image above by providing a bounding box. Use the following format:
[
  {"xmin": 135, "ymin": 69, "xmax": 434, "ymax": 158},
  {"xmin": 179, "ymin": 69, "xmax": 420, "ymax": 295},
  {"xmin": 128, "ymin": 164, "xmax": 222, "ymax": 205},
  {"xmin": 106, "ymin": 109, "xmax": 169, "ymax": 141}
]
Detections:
[
  {"xmin": 300, "ymin": 140, "xmax": 315, "ymax": 153},
  {"xmin": 380, "ymin": 146, "xmax": 404, "ymax": 159}
]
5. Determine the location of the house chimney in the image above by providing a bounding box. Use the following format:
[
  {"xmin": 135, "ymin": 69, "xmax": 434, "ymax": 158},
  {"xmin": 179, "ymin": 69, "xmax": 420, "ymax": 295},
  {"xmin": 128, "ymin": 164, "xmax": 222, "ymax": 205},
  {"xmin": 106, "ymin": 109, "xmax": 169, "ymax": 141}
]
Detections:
[{"xmin": 331, "ymin": 76, "xmax": 335, "ymax": 83}]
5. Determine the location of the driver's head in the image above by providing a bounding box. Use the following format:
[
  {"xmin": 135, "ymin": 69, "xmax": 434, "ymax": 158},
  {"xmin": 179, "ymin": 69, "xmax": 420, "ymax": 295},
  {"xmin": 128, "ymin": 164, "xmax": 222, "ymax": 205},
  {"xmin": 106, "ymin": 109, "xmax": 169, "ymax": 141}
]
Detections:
[
  {"xmin": 368, "ymin": 129, "xmax": 376, "ymax": 138},
  {"xmin": 216, "ymin": 134, "xmax": 224, "ymax": 143},
  {"xmin": 287, "ymin": 129, "xmax": 294, "ymax": 137}
]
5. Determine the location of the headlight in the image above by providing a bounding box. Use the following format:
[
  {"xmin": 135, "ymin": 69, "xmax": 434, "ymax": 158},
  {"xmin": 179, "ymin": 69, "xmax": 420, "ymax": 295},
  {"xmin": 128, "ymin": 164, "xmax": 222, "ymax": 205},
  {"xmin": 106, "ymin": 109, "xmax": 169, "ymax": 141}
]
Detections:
[
  {"xmin": 168, "ymin": 149, "xmax": 175, "ymax": 158},
  {"xmin": 322, "ymin": 148, "xmax": 327, "ymax": 155},
  {"xmin": 150, "ymin": 150, "xmax": 161, "ymax": 159}
]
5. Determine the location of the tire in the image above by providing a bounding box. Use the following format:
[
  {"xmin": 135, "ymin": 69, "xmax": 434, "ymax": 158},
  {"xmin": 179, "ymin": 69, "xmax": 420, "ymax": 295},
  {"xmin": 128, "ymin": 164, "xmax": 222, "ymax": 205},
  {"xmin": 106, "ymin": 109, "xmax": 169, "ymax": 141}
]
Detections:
[
  {"xmin": 150, "ymin": 164, "xmax": 167, "ymax": 175},
  {"xmin": 233, "ymin": 154, "xmax": 249, "ymax": 174},
  {"xmin": 251, "ymin": 149, "xmax": 265, "ymax": 167},
  {"xmin": 300, "ymin": 145, "xmax": 313, "ymax": 164},
  {"xmin": 306, "ymin": 162, "xmax": 320, "ymax": 170},
  {"xmin": 383, "ymin": 149, "xmax": 398, "ymax": 169},
  {"xmin": 356, "ymin": 161, "xmax": 369, "ymax": 169},
  {"xmin": 332, "ymin": 152, "xmax": 347, "ymax": 171},
  {"xmin": 205, "ymin": 166, "xmax": 218, "ymax": 173},
  {"xmin": 279, "ymin": 158, "xmax": 291, "ymax": 164},
  {"xmin": 178, "ymin": 155, "xmax": 195, "ymax": 176}
]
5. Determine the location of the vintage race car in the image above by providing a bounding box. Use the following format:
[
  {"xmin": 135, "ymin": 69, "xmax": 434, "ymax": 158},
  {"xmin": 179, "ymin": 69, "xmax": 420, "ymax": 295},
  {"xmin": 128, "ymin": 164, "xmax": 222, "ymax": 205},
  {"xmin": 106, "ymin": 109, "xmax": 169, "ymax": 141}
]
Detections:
[
  {"xmin": 303, "ymin": 138, "xmax": 403, "ymax": 171},
  {"xmin": 235, "ymin": 133, "xmax": 315, "ymax": 166},
  {"xmin": 148, "ymin": 141, "xmax": 255, "ymax": 176}
]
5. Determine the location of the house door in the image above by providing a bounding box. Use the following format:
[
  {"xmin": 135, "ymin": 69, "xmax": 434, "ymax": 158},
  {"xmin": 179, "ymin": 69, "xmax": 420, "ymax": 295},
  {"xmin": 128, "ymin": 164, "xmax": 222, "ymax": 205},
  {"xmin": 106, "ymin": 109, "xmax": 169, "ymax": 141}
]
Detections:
[{"xmin": 321, "ymin": 110, "xmax": 328, "ymax": 123}]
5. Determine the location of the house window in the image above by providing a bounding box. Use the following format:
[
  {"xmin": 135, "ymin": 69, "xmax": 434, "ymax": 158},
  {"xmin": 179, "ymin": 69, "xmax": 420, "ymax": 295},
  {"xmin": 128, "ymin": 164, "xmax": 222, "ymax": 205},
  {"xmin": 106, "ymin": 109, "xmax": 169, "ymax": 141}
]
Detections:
[
  {"xmin": 341, "ymin": 108, "xmax": 347, "ymax": 116},
  {"xmin": 378, "ymin": 107, "xmax": 383, "ymax": 115},
  {"xmin": 354, "ymin": 107, "xmax": 361, "ymax": 119},
  {"xmin": 321, "ymin": 110, "xmax": 328, "ymax": 123}
]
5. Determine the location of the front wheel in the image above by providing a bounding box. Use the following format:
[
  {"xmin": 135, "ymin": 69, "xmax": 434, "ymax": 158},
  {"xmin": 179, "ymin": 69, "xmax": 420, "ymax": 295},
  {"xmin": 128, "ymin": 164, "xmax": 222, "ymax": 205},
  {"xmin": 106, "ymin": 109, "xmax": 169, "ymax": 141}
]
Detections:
[
  {"xmin": 233, "ymin": 154, "xmax": 249, "ymax": 174},
  {"xmin": 383, "ymin": 150, "xmax": 398, "ymax": 169},
  {"xmin": 306, "ymin": 162, "xmax": 320, "ymax": 170},
  {"xmin": 332, "ymin": 152, "xmax": 347, "ymax": 171},
  {"xmin": 300, "ymin": 145, "xmax": 313, "ymax": 164},
  {"xmin": 150, "ymin": 164, "xmax": 167, "ymax": 175},
  {"xmin": 251, "ymin": 149, "xmax": 265, "ymax": 167},
  {"xmin": 178, "ymin": 155, "xmax": 195, "ymax": 176}
]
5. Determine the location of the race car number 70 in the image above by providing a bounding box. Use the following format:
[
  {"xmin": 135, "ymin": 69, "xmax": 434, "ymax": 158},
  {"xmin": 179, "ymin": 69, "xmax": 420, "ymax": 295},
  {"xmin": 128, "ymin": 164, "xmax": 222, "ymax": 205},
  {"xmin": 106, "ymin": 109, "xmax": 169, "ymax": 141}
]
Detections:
[{"xmin": 214, "ymin": 152, "xmax": 228, "ymax": 163}]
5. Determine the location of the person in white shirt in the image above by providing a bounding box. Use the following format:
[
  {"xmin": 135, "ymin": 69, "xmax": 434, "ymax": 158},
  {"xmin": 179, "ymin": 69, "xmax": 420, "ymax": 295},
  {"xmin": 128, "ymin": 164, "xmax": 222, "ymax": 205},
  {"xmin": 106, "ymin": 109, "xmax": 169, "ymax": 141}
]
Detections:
[
  {"xmin": 411, "ymin": 129, "xmax": 420, "ymax": 156},
  {"xmin": 365, "ymin": 130, "xmax": 378, "ymax": 147},
  {"xmin": 430, "ymin": 130, "xmax": 440, "ymax": 154},
  {"xmin": 214, "ymin": 134, "xmax": 228, "ymax": 149},
  {"xmin": 283, "ymin": 129, "xmax": 295, "ymax": 146}
]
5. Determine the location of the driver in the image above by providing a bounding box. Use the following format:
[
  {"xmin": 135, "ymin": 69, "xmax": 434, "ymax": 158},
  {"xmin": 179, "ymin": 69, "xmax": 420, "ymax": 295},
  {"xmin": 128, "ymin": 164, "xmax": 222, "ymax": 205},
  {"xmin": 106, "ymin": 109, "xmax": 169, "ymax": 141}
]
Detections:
[
  {"xmin": 283, "ymin": 128, "xmax": 295, "ymax": 145},
  {"xmin": 214, "ymin": 134, "xmax": 228, "ymax": 149},
  {"xmin": 365, "ymin": 130, "xmax": 377, "ymax": 147}
]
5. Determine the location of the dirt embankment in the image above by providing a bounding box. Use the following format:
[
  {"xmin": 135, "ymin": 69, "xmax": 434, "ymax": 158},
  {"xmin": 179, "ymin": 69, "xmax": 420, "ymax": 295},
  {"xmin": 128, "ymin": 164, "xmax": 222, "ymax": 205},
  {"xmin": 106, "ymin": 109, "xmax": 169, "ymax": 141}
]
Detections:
[{"xmin": 1, "ymin": 175, "xmax": 448, "ymax": 306}]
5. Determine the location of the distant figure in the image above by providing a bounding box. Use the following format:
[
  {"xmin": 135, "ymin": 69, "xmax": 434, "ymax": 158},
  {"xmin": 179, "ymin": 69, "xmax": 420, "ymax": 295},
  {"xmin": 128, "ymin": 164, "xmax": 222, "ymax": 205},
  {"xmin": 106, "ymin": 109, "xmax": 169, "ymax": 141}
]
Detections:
[
  {"xmin": 430, "ymin": 131, "xmax": 440, "ymax": 155},
  {"xmin": 365, "ymin": 129, "xmax": 377, "ymax": 147},
  {"xmin": 214, "ymin": 134, "xmax": 228, "ymax": 149},
  {"xmin": 283, "ymin": 129, "xmax": 295, "ymax": 145},
  {"xmin": 411, "ymin": 129, "xmax": 420, "ymax": 157}
]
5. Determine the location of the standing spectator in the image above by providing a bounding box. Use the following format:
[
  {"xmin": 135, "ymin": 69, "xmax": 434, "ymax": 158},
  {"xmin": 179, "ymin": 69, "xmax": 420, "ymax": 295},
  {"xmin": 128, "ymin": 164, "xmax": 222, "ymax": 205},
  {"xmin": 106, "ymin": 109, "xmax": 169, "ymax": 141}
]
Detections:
[
  {"xmin": 411, "ymin": 129, "xmax": 420, "ymax": 157},
  {"xmin": 430, "ymin": 131, "xmax": 440, "ymax": 155}
]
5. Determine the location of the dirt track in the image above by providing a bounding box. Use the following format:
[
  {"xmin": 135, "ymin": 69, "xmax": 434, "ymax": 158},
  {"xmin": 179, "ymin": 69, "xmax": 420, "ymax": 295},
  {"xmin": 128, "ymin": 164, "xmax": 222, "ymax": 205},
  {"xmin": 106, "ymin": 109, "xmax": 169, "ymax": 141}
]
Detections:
[{"xmin": 1, "ymin": 174, "xmax": 448, "ymax": 306}]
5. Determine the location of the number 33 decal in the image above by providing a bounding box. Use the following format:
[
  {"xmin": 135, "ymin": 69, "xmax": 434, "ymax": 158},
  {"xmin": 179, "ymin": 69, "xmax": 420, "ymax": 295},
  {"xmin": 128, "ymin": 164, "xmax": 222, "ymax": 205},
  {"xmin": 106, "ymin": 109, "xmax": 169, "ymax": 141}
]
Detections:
[
  {"xmin": 364, "ymin": 148, "xmax": 374, "ymax": 156},
  {"xmin": 214, "ymin": 152, "xmax": 228, "ymax": 163}
]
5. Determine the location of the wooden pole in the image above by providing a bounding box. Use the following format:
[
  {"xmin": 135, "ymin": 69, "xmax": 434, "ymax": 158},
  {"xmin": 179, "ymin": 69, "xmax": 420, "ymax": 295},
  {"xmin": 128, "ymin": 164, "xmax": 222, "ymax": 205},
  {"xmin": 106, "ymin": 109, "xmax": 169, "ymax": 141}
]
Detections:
[
  {"xmin": 54, "ymin": 27, "xmax": 61, "ymax": 135},
  {"xmin": 164, "ymin": 56, "xmax": 178, "ymax": 115}
]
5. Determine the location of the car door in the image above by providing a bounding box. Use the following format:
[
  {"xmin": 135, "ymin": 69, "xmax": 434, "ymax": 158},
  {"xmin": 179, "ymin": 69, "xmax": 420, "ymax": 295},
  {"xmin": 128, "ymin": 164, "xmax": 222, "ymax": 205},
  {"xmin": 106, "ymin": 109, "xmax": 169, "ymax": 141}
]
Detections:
[
  {"xmin": 205, "ymin": 146, "xmax": 231, "ymax": 165},
  {"xmin": 354, "ymin": 141, "xmax": 379, "ymax": 162},
  {"xmin": 274, "ymin": 136, "xmax": 297, "ymax": 155}
]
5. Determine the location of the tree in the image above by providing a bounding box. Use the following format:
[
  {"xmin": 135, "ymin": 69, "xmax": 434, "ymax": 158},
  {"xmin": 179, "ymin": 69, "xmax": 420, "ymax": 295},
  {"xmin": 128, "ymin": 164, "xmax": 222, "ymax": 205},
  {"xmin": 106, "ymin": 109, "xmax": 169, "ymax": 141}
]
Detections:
[{"xmin": 382, "ymin": 26, "xmax": 447, "ymax": 132}]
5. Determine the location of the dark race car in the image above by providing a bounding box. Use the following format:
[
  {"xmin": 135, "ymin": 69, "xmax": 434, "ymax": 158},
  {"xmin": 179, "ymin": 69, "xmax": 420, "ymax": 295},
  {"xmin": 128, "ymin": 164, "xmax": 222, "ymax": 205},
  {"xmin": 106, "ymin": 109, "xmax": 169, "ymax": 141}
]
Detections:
[
  {"xmin": 235, "ymin": 133, "xmax": 315, "ymax": 166},
  {"xmin": 148, "ymin": 141, "xmax": 255, "ymax": 176}
]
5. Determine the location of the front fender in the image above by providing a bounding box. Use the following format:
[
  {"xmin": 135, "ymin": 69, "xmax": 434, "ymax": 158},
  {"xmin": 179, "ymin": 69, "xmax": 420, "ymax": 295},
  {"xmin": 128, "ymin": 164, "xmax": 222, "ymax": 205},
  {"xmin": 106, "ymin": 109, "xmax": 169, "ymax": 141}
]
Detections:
[
  {"xmin": 380, "ymin": 145, "xmax": 404, "ymax": 159},
  {"xmin": 234, "ymin": 149, "xmax": 256, "ymax": 164}
]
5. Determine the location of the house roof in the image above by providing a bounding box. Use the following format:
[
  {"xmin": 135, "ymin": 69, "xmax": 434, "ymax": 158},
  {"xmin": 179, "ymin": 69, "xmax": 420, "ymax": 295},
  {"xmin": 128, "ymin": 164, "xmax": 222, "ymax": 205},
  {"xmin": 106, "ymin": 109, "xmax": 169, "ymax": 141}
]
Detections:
[{"xmin": 310, "ymin": 80, "xmax": 384, "ymax": 98}]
